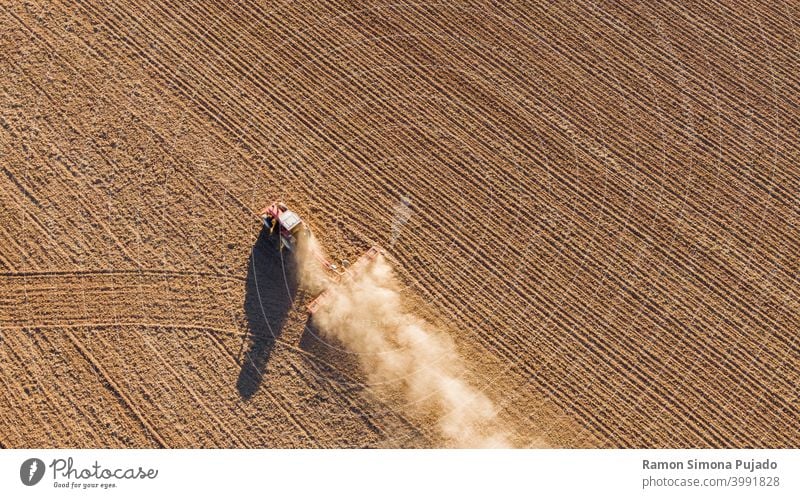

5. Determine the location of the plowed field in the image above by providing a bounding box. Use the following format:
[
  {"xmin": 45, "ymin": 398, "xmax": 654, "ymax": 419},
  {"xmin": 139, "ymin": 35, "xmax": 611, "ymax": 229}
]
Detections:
[{"xmin": 1, "ymin": 1, "xmax": 797, "ymax": 447}]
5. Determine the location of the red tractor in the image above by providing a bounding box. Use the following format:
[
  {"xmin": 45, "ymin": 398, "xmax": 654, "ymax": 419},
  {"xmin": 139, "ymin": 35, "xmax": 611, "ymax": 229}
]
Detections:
[{"xmin": 258, "ymin": 201, "xmax": 383, "ymax": 314}]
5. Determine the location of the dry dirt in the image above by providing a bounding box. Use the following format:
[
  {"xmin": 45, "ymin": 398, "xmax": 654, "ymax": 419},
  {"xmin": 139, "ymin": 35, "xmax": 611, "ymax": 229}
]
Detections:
[{"xmin": 0, "ymin": 1, "xmax": 798, "ymax": 447}]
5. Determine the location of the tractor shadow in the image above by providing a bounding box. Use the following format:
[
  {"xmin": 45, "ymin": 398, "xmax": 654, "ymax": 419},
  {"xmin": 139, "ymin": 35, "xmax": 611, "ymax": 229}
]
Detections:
[{"xmin": 237, "ymin": 228, "xmax": 298, "ymax": 399}]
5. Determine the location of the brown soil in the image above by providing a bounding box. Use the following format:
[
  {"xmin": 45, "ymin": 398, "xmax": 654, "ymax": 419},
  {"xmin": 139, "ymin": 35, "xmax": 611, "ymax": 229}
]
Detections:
[{"xmin": 0, "ymin": 0, "xmax": 797, "ymax": 447}]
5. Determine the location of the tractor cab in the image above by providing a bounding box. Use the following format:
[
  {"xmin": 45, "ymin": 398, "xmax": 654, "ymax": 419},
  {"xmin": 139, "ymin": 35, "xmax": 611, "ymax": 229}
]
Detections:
[{"xmin": 276, "ymin": 209, "xmax": 302, "ymax": 251}]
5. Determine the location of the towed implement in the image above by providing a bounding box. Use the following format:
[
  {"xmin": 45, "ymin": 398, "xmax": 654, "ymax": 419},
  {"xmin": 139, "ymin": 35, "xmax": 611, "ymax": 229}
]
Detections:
[{"xmin": 306, "ymin": 245, "xmax": 382, "ymax": 314}]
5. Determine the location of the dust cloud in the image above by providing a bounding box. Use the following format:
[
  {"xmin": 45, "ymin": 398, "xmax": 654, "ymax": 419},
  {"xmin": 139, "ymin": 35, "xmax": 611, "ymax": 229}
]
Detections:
[{"xmin": 296, "ymin": 234, "xmax": 510, "ymax": 447}]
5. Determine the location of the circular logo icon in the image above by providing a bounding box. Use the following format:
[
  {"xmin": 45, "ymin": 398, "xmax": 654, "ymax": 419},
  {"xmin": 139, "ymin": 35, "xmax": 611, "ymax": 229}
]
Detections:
[{"xmin": 20, "ymin": 458, "xmax": 45, "ymax": 486}]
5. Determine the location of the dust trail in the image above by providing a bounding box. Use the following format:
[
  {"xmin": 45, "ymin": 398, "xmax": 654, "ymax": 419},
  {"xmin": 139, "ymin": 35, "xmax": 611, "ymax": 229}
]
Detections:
[{"xmin": 297, "ymin": 235, "xmax": 510, "ymax": 447}]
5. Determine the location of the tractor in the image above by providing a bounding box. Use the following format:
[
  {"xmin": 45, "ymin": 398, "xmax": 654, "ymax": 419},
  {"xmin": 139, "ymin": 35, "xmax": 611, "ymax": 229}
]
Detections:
[{"xmin": 259, "ymin": 202, "xmax": 307, "ymax": 252}]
